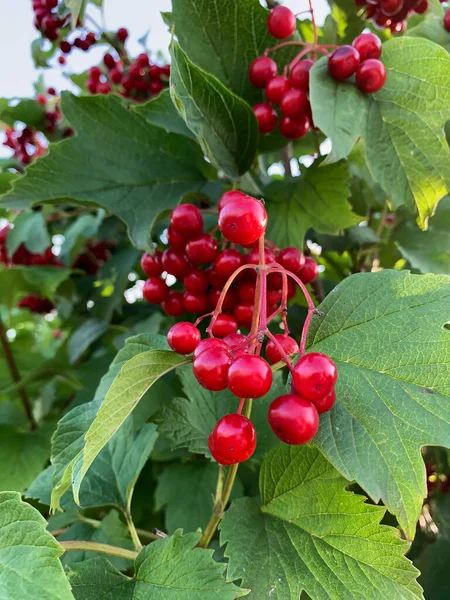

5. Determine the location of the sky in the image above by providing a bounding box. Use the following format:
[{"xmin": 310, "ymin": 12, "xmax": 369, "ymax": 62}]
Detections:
[{"xmin": 1, "ymin": 0, "xmax": 328, "ymax": 99}]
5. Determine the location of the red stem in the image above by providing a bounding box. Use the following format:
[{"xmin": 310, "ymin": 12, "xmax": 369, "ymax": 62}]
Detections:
[{"xmin": 264, "ymin": 329, "xmax": 294, "ymax": 373}]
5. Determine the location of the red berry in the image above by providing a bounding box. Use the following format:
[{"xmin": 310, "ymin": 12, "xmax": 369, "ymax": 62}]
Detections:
[
  {"xmin": 59, "ymin": 41, "xmax": 72, "ymax": 54},
  {"xmin": 219, "ymin": 197, "xmax": 267, "ymax": 246},
  {"xmin": 184, "ymin": 268, "xmax": 209, "ymax": 294},
  {"xmin": 185, "ymin": 233, "xmax": 217, "ymax": 265},
  {"xmin": 298, "ymin": 256, "xmax": 318, "ymax": 283},
  {"xmin": 161, "ymin": 248, "xmax": 190, "ymax": 279},
  {"xmin": 253, "ymin": 103, "xmax": 278, "ymax": 134},
  {"xmin": 141, "ymin": 252, "xmax": 162, "ymax": 277},
  {"xmin": 214, "ymin": 249, "xmax": 245, "ymax": 278},
  {"xmin": 218, "ymin": 190, "xmax": 247, "ymax": 213},
  {"xmin": 233, "ymin": 303, "xmax": 254, "ymax": 328},
  {"xmin": 352, "ymin": 33, "xmax": 382, "ymax": 62},
  {"xmin": 212, "ymin": 314, "xmax": 238, "ymax": 338},
  {"xmin": 167, "ymin": 322, "xmax": 200, "ymax": 354},
  {"xmin": 356, "ymin": 59, "xmax": 386, "ymax": 93},
  {"xmin": 142, "ymin": 277, "xmax": 168, "ymax": 304},
  {"xmin": 328, "ymin": 46, "xmax": 360, "ymax": 80},
  {"xmin": 292, "ymin": 352, "xmax": 338, "ymax": 402},
  {"xmin": 227, "ymin": 355, "xmax": 272, "ymax": 399},
  {"xmin": 162, "ymin": 291, "xmax": 184, "ymax": 316},
  {"xmin": 312, "ymin": 388, "xmax": 336, "ymax": 414},
  {"xmin": 182, "ymin": 292, "xmax": 210, "ymax": 314},
  {"xmin": 265, "ymin": 75, "xmax": 291, "ymax": 104},
  {"xmin": 246, "ymin": 248, "xmax": 277, "ymax": 265},
  {"xmin": 266, "ymin": 334, "xmax": 299, "ymax": 364},
  {"xmin": 117, "ymin": 27, "xmax": 129, "ymax": 42},
  {"xmin": 379, "ymin": 0, "xmax": 403, "ymax": 15},
  {"xmin": 248, "ymin": 56, "xmax": 277, "ymax": 88},
  {"xmin": 193, "ymin": 347, "xmax": 231, "ymax": 391},
  {"xmin": 207, "ymin": 266, "xmax": 228, "ymax": 289},
  {"xmin": 170, "ymin": 204, "xmax": 203, "ymax": 239},
  {"xmin": 268, "ymin": 394, "xmax": 319, "ymax": 444},
  {"xmin": 104, "ymin": 53, "xmax": 116, "ymax": 69},
  {"xmin": 208, "ymin": 414, "xmax": 256, "ymax": 465},
  {"xmin": 289, "ymin": 60, "xmax": 314, "ymax": 92},
  {"xmin": 224, "ymin": 333, "xmax": 248, "ymax": 357},
  {"xmin": 445, "ymin": 11, "xmax": 450, "ymax": 32},
  {"xmin": 110, "ymin": 68, "xmax": 123, "ymax": 84},
  {"xmin": 280, "ymin": 114, "xmax": 310, "ymax": 139},
  {"xmin": 390, "ymin": 20, "xmax": 406, "ymax": 34},
  {"xmin": 97, "ymin": 82, "xmax": 112, "ymax": 95},
  {"xmin": 267, "ymin": 6, "xmax": 296, "ymax": 39},
  {"xmin": 237, "ymin": 280, "xmax": 256, "ymax": 304},
  {"xmin": 194, "ymin": 337, "xmax": 228, "ymax": 359},
  {"xmin": 167, "ymin": 225, "xmax": 187, "ymax": 250},
  {"xmin": 58, "ymin": 56, "xmax": 66, "ymax": 65},
  {"xmin": 277, "ymin": 247, "xmax": 305, "ymax": 273},
  {"xmin": 280, "ymin": 89, "xmax": 310, "ymax": 119},
  {"xmin": 209, "ymin": 288, "xmax": 237, "ymax": 310}
]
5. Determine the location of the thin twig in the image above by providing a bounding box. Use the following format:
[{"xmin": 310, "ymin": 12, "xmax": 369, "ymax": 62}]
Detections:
[{"xmin": 59, "ymin": 540, "xmax": 138, "ymax": 561}]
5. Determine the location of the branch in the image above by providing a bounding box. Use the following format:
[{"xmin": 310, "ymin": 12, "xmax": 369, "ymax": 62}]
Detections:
[
  {"xmin": 0, "ymin": 315, "xmax": 36, "ymax": 429},
  {"xmin": 280, "ymin": 144, "xmax": 293, "ymax": 177},
  {"xmin": 59, "ymin": 540, "xmax": 138, "ymax": 561}
]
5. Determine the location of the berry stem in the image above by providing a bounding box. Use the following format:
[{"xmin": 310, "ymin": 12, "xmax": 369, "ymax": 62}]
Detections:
[
  {"xmin": 0, "ymin": 315, "xmax": 37, "ymax": 430},
  {"xmin": 236, "ymin": 398, "xmax": 246, "ymax": 414},
  {"xmin": 308, "ymin": 0, "xmax": 318, "ymax": 57},
  {"xmin": 264, "ymin": 329, "xmax": 294, "ymax": 373},
  {"xmin": 265, "ymin": 40, "xmax": 310, "ymax": 56},
  {"xmin": 59, "ymin": 540, "xmax": 138, "ymax": 561}
]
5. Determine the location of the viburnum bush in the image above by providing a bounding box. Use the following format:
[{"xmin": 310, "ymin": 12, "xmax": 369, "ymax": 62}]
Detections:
[{"xmin": 1, "ymin": 0, "xmax": 450, "ymax": 598}]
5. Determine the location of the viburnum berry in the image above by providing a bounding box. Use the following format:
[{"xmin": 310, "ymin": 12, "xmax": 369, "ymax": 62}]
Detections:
[
  {"xmin": 182, "ymin": 292, "xmax": 210, "ymax": 314},
  {"xmin": 253, "ymin": 103, "xmax": 278, "ymax": 134},
  {"xmin": 414, "ymin": 0, "xmax": 428, "ymax": 13},
  {"xmin": 208, "ymin": 414, "xmax": 256, "ymax": 465},
  {"xmin": 194, "ymin": 337, "xmax": 228, "ymax": 359},
  {"xmin": 248, "ymin": 56, "xmax": 277, "ymax": 88},
  {"xmin": 352, "ymin": 33, "xmax": 382, "ymax": 62},
  {"xmin": 193, "ymin": 346, "xmax": 231, "ymax": 391},
  {"xmin": 209, "ymin": 288, "xmax": 237, "ymax": 310},
  {"xmin": 237, "ymin": 280, "xmax": 256, "ymax": 304},
  {"xmin": 355, "ymin": 59, "xmax": 387, "ymax": 93},
  {"xmin": 212, "ymin": 314, "xmax": 238, "ymax": 338},
  {"xmin": 266, "ymin": 334, "xmax": 299, "ymax": 364},
  {"xmin": 142, "ymin": 277, "xmax": 168, "ymax": 304},
  {"xmin": 268, "ymin": 394, "xmax": 319, "ymax": 444},
  {"xmin": 227, "ymin": 355, "xmax": 272, "ymax": 398},
  {"xmin": 117, "ymin": 27, "xmax": 129, "ymax": 42},
  {"xmin": 167, "ymin": 322, "xmax": 200, "ymax": 355},
  {"xmin": 224, "ymin": 333, "xmax": 247, "ymax": 357},
  {"xmin": 170, "ymin": 204, "xmax": 203, "ymax": 238},
  {"xmin": 298, "ymin": 256, "xmax": 318, "ymax": 284},
  {"xmin": 162, "ymin": 291, "xmax": 185, "ymax": 317},
  {"xmin": 214, "ymin": 249, "xmax": 245, "ymax": 278},
  {"xmin": 185, "ymin": 233, "xmax": 217, "ymax": 265},
  {"xmin": 161, "ymin": 248, "xmax": 190, "ymax": 279},
  {"xmin": 267, "ymin": 6, "xmax": 297, "ymax": 39},
  {"xmin": 218, "ymin": 196, "xmax": 267, "ymax": 246},
  {"xmin": 289, "ymin": 60, "xmax": 314, "ymax": 92},
  {"xmin": 444, "ymin": 11, "xmax": 450, "ymax": 32},
  {"xmin": 280, "ymin": 89, "xmax": 310, "ymax": 119},
  {"xmin": 141, "ymin": 252, "xmax": 162, "ymax": 277},
  {"xmin": 218, "ymin": 190, "xmax": 247, "ymax": 213},
  {"xmin": 167, "ymin": 225, "xmax": 187, "ymax": 250},
  {"xmin": 277, "ymin": 247, "xmax": 305, "ymax": 273},
  {"xmin": 292, "ymin": 352, "xmax": 338, "ymax": 402},
  {"xmin": 184, "ymin": 268, "xmax": 209, "ymax": 294},
  {"xmin": 280, "ymin": 114, "xmax": 310, "ymax": 139},
  {"xmin": 103, "ymin": 53, "xmax": 116, "ymax": 69},
  {"xmin": 233, "ymin": 303, "xmax": 254, "ymax": 328},
  {"xmin": 311, "ymin": 388, "xmax": 336, "ymax": 414},
  {"xmin": 379, "ymin": 0, "xmax": 403, "ymax": 15},
  {"xmin": 328, "ymin": 46, "xmax": 360, "ymax": 80},
  {"xmin": 246, "ymin": 247, "xmax": 276, "ymax": 265},
  {"xmin": 265, "ymin": 75, "xmax": 291, "ymax": 104}
]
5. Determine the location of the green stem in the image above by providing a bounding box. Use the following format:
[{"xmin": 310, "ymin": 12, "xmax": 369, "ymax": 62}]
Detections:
[
  {"xmin": 124, "ymin": 511, "xmax": 143, "ymax": 552},
  {"xmin": 59, "ymin": 540, "xmax": 138, "ymax": 561}
]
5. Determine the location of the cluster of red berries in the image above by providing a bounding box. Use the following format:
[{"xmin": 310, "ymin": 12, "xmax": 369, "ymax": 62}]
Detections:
[
  {"xmin": 355, "ymin": 0, "xmax": 429, "ymax": 33},
  {"xmin": 73, "ymin": 240, "xmax": 114, "ymax": 275},
  {"xmin": 162, "ymin": 192, "xmax": 335, "ymax": 466},
  {"xmin": 3, "ymin": 127, "xmax": 46, "ymax": 166},
  {"xmin": 141, "ymin": 192, "xmax": 318, "ymax": 328},
  {"xmin": 32, "ymin": 0, "xmax": 69, "ymax": 42},
  {"xmin": 85, "ymin": 51, "xmax": 169, "ymax": 101},
  {"xmin": 58, "ymin": 28, "xmax": 129, "ymax": 67},
  {"xmin": 328, "ymin": 33, "xmax": 386, "ymax": 93},
  {"xmin": 36, "ymin": 89, "xmax": 75, "ymax": 137}
]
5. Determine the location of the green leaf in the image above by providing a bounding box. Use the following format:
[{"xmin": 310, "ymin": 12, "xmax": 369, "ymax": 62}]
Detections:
[
  {"xmin": 158, "ymin": 365, "xmax": 282, "ymax": 459},
  {"xmin": 1, "ymin": 94, "xmax": 208, "ymax": 250},
  {"xmin": 155, "ymin": 462, "xmax": 243, "ymax": 533},
  {"xmin": 0, "ymin": 172, "xmax": 19, "ymax": 195},
  {"xmin": 415, "ymin": 539, "xmax": 450, "ymax": 599},
  {"xmin": 169, "ymin": 0, "xmax": 300, "ymax": 105},
  {"xmin": 310, "ymin": 59, "xmax": 370, "ymax": 164},
  {"xmin": 31, "ymin": 37, "xmax": 57, "ymax": 68},
  {"xmin": 64, "ymin": 0, "xmax": 87, "ymax": 28},
  {"xmin": 6, "ymin": 211, "xmax": 50, "ymax": 256},
  {"xmin": 0, "ymin": 492, "xmax": 74, "ymax": 599},
  {"xmin": 67, "ymin": 531, "xmax": 249, "ymax": 598},
  {"xmin": 265, "ymin": 161, "xmax": 361, "ymax": 247},
  {"xmin": 169, "ymin": 40, "xmax": 258, "ymax": 180},
  {"xmin": 58, "ymin": 211, "xmax": 104, "ymax": 265},
  {"xmin": 0, "ymin": 265, "xmax": 72, "ymax": 308},
  {"xmin": 0, "ymin": 98, "xmax": 46, "ymax": 128},
  {"xmin": 220, "ymin": 445, "xmax": 422, "ymax": 600},
  {"xmin": 73, "ymin": 350, "xmax": 187, "ymax": 504},
  {"xmin": 68, "ymin": 319, "xmax": 109, "ymax": 364},
  {"xmin": 305, "ymin": 270, "xmax": 450, "ymax": 537},
  {"xmin": 132, "ymin": 89, "xmax": 194, "ymax": 138},
  {"xmin": 50, "ymin": 333, "xmax": 169, "ymax": 511},
  {"xmin": 0, "ymin": 426, "xmax": 52, "ymax": 492},
  {"xmin": 394, "ymin": 196, "xmax": 450, "ymax": 274},
  {"xmin": 407, "ymin": 15, "xmax": 450, "ymax": 54}
]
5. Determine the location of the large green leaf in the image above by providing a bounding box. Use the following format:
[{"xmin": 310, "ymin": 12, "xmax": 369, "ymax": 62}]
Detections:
[
  {"xmin": 0, "ymin": 98, "xmax": 46, "ymax": 128},
  {"xmin": 0, "ymin": 492, "xmax": 74, "ymax": 600},
  {"xmin": 265, "ymin": 161, "xmax": 361, "ymax": 247},
  {"xmin": 394, "ymin": 196, "xmax": 450, "ymax": 275},
  {"xmin": 0, "ymin": 94, "xmax": 208, "ymax": 250},
  {"xmin": 67, "ymin": 531, "xmax": 248, "ymax": 598},
  {"xmin": 169, "ymin": 40, "xmax": 258, "ymax": 180},
  {"xmin": 50, "ymin": 334, "xmax": 170, "ymax": 511},
  {"xmin": 220, "ymin": 445, "xmax": 422, "ymax": 600},
  {"xmin": 58, "ymin": 211, "xmax": 104, "ymax": 265},
  {"xmin": 132, "ymin": 89, "xmax": 194, "ymax": 138},
  {"xmin": 415, "ymin": 539, "xmax": 450, "ymax": 599},
  {"xmin": 0, "ymin": 265, "xmax": 72, "ymax": 308},
  {"xmin": 158, "ymin": 365, "xmax": 282, "ymax": 460},
  {"xmin": 407, "ymin": 8, "xmax": 450, "ymax": 54},
  {"xmin": 73, "ymin": 350, "xmax": 187, "ymax": 504},
  {"xmin": 305, "ymin": 270, "xmax": 450, "ymax": 537},
  {"xmin": 6, "ymin": 211, "xmax": 50, "ymax": 256}
]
